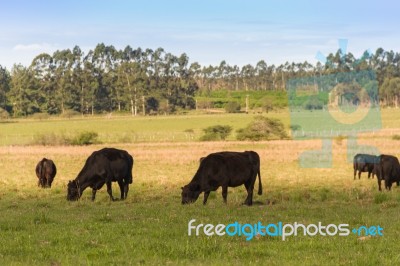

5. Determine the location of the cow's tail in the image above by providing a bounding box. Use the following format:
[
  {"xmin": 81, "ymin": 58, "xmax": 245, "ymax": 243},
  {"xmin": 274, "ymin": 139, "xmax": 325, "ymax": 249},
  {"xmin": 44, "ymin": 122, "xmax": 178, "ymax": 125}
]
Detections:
[
  {"xmin": 128, "ymin": 155, "xmax": 134, "ymax": 184},
  {"xmin": 40, "ymin": 159, "xmax": 45, "ymax": 180},
  {"xmin": 257, "ymin": 167, "xmax": 263, "ymax": 195}
]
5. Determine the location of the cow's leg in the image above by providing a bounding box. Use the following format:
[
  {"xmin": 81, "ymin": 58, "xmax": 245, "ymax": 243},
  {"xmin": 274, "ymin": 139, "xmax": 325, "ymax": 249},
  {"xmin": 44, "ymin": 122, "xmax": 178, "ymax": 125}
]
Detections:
[
  {"xmin": 106, "ymin": 181, "xmax": 115, "ymax": 201},
  {"xmin": 91, "ymin": 189, "xmax": 97, "ymax": 201},
  {"xmin": 222, "ymin": 186, "xmax": 228, "ymax": 204},
  {"xmin": 124, "ymin": 182, "xmax": 129, "ymax": 199},
  {"xmin": 377, "ymin": 177, "xmax": 382, "ymax": 191},
  {"xmin": 385, "ymin": 178, "xmax": 390, "ymax": 191},
  {"xmin": 118, "ymin": 180, "xmax": 125, "ymax": 200},
  {"xmin": 368, "ymin": 171, "xmax": 371, "ymax": 179},
  {"xmin": 243, "ymin": 179, "xmax": 255, "ymax": 206},
  {"xmin": 203, "ymin": 191, "xmax": 210, "ymax": 205},
  {"xmin": 358, "ymin": 171, "xmax": 361, "ymax": 179},
  {"xmin": 354, "ymin": 169, "xmax": 357, "ymax": 180}
]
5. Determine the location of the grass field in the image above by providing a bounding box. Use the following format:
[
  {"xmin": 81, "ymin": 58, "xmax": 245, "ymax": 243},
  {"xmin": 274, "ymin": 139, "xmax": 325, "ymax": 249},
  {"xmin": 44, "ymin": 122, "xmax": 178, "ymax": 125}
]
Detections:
[
  {"xmin": 1, "ymin": 107, "xmax": 400, "ymax": 146},
  {"xmin": 1, "ymin": 110, "xmax": 400, "ymax": 265},
  {"xmin": 0, "ymin": 113, "xmax": 283, "ymax": 145}
]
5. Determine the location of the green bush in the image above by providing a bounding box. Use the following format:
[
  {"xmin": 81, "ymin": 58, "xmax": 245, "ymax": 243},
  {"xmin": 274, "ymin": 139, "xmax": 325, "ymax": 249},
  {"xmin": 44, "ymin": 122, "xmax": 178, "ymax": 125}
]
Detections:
[
  {"xmin": 236, "ymin": 116, "xmax": 288, "ymax": 141},
  {"xmin": 224, "ymin": 102, "xmax": 241, "ymax": 113},
  {"xmin": 200, "ymin": 125, "xmax": 232, "ymax": 141},
  {"xmin": 71, "ymin": 131, "xmax": 100, "ymax": 145},
  {"xmin": 303, "ymin": 97, "xmax": 323, "ymax": 110}
]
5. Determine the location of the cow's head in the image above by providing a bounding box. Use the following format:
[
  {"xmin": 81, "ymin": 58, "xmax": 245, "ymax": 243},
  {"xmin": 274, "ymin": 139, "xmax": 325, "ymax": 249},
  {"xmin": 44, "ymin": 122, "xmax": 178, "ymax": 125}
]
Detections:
[
  {"xmin": 67, "ymin": 180, "xmax": 80, "ymax": 201},
  {"xmin": 181, "ymin": 183, "xmax": 201, "ymax": 204}
]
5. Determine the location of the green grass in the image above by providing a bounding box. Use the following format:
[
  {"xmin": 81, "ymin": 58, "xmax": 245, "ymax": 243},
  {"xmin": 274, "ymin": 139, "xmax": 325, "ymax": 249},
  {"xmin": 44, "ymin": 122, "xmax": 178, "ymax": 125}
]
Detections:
[
  {"xmin": 0, "ymin": 113, "xmax": 290, "ymax": 145},
  {"xmin": 1, "ymin": 107, "xmax": 400, "ymax": 146}
]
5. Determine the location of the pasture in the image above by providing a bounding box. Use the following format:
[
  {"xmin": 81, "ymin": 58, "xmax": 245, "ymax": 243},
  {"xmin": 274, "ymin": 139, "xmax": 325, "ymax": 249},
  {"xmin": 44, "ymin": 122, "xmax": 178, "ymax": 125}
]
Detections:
[{"xmin": 1, "ymin": 110, "xmax": 400, "ymax": 265}]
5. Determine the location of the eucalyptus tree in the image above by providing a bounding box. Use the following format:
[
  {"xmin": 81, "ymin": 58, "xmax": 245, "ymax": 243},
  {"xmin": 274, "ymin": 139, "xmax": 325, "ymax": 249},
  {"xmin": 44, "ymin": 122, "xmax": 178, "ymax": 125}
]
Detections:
[
  {"xmin": 81, "ymin": 50, "xmax": 100, "ymax": 115},
  {"xmin": 52, "ymin": 49, "xmax": 77, "ymax": 114},
  {"xmin": 8, "ymin": 64, "xmax": 39, "ymax": 116},
  {"xmin": 117, "ymin": 61, "xmax": 146, "ymax": 115},
  {"xmin": 255, "ymin": 60, "xmax": 268, "ymax": 90},
  {"xmin": 30, "ymin": 53, "xmax": 57, "ymax": 113},
  {"xmin": 92, "ymin": 43, "xmax": 120, "ymax": 112},
  {"xmin": 0, "ymin": 65, "xmax": 11, "ymax": 110}
]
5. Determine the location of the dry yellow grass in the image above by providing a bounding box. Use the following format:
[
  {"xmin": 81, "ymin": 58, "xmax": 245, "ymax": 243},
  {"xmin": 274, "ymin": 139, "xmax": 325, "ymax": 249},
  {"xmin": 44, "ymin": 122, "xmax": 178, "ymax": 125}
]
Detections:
[{"xmin": 1, "ymin": 136, "xmax": 397, "ymax": 198}]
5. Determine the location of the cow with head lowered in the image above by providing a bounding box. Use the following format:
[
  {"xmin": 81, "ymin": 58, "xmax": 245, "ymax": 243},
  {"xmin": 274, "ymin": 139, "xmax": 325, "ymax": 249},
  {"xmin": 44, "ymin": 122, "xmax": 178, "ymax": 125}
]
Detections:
[
  {"xmin": 67, "ymin": 148, "xmax": 134, "ymax": 201},
  {"xmin": 35, "ymin": 158, "xmax": 57, "ymax": 188},
  {"xmin": 181, "ymin": 151, "xmax": 262, "ymax": 206}
]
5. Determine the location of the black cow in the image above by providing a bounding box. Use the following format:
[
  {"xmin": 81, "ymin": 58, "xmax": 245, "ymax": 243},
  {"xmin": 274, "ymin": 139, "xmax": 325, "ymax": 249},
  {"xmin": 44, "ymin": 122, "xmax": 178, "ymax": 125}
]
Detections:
[
  {"xmin": 181, "ymin": 151, "xmax": 262, "ymax": 206},
  {"xmin": 353, "ymin": 154, "xmax": 379, "ymax": 180},
  {"xmin": 67, "ymin": 148, "xmax": 134, "ymax": 201},
  {"xmin": 377, "ymin": 154, "xmax": 400, "ymax": 191},
  {"xmin": 35, "ymin": 158, "xmax": 57, "ymax": 188}
]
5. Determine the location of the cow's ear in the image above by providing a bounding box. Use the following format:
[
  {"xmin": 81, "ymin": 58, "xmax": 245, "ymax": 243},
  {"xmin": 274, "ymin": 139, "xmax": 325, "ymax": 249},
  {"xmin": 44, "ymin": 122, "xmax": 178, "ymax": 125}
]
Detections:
[{"xmin": 189, "ymin": 183, "xmax": 200, "ymax": 191}]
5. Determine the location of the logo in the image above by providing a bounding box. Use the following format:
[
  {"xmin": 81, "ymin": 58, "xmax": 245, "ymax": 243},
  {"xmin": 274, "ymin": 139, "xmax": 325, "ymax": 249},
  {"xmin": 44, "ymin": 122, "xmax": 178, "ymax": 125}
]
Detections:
[
  {"xmin": 188, "ymin": 219, "xmax": 383, "ymax": 241},
  {"xmin": 288, "ymin": 39, "xmax": 381, "ymax": 168}
]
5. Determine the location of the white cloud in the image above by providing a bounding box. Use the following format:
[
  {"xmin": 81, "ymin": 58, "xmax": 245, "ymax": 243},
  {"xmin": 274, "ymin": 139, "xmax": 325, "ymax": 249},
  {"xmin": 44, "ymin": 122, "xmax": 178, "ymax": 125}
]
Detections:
[{"xmin": 13, "ymin": 43, "xmax": 56, "ymax": 51}]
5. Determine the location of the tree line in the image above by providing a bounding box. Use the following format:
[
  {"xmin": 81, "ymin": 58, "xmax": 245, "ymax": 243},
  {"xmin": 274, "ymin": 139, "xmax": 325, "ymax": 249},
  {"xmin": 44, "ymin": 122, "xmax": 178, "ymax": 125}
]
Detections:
[{"xmin": 0, "ymin": 44, "xmax": 400, "ymax": 117}]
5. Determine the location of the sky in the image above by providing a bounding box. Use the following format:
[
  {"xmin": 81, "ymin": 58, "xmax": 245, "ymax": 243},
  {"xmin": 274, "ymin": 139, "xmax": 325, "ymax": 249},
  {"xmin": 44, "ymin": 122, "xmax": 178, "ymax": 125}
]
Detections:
[{"xmin": 1, "ymin": 0, "xmax": 400, "ymax": 70}]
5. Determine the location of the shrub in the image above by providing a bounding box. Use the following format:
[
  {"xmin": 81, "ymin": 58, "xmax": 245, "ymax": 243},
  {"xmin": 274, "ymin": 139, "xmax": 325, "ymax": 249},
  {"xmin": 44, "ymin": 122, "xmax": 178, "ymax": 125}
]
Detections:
[
  {"xmin": 236, "ymin": 116, "xmax": 288, "ymax": 141},
  {"xmin": 197, "ymin": 101, "xmax": 213, "ymax": 109},
  {"xmin": 200, "ymin": 125, "xmax": 232, "ymax": 141},
  {"xmin": 32, "ymin": 133, "xmax": 71, "ymax": 146},
  {"xmin": 303, "ymin": 97, "xmax": 323, "ymax": 110},
  {"xmin": 392, "ymin": 135, "xmax": 400, "ymax": 140},
  {"xmin": 0, "ymin": 108, "xmax": 9, "ymax": 119},
  {"xmin": 71, "ymin": 131, "xmax": 100, "ymax": 145},
  {"xmin": 225, "ymin": 101, "xmax": 241, "ymax": 113}
]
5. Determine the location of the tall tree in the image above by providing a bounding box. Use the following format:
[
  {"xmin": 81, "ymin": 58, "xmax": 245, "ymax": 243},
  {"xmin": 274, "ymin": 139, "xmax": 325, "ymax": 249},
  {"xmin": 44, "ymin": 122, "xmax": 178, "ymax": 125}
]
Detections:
[{"xmin": 0, "ymin": 65, "xmax": 11, "ymax": 110}]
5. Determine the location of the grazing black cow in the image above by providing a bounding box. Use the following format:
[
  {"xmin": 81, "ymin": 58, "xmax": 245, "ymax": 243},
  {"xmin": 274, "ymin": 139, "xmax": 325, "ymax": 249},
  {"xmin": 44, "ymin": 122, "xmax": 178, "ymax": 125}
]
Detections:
[
  {"xmin": 181, "ymin": 151, "xmax": 262, "ymax": 206},
  {"xmin": 35, "ymin": 158, "xmax": 57, "ymax": 188},
  {"xmin": 377, "ymin": 154, "xmax": 400, "ymax": 191},
  {"xmin": 353, "ymin": 154, "xmax": 379, "ymax": 180},
  {"xmin": 67, "ymin": 148, "xmax": 134, "ymax": 201}
]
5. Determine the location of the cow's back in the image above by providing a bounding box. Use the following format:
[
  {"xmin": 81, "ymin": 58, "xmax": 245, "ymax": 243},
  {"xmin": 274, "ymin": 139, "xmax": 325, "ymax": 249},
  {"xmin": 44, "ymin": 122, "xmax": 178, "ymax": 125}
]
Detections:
[{"xmin": 199, "ymin": 152, "xmax": 253, "ymax": 187}]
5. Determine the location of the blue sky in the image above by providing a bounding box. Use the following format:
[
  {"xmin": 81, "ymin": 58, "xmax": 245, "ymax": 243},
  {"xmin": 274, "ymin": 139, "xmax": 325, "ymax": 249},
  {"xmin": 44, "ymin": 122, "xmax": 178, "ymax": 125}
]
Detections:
[{"xmin": 1, "ymin": 0, "xmax": 399, "ymax": 69}]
